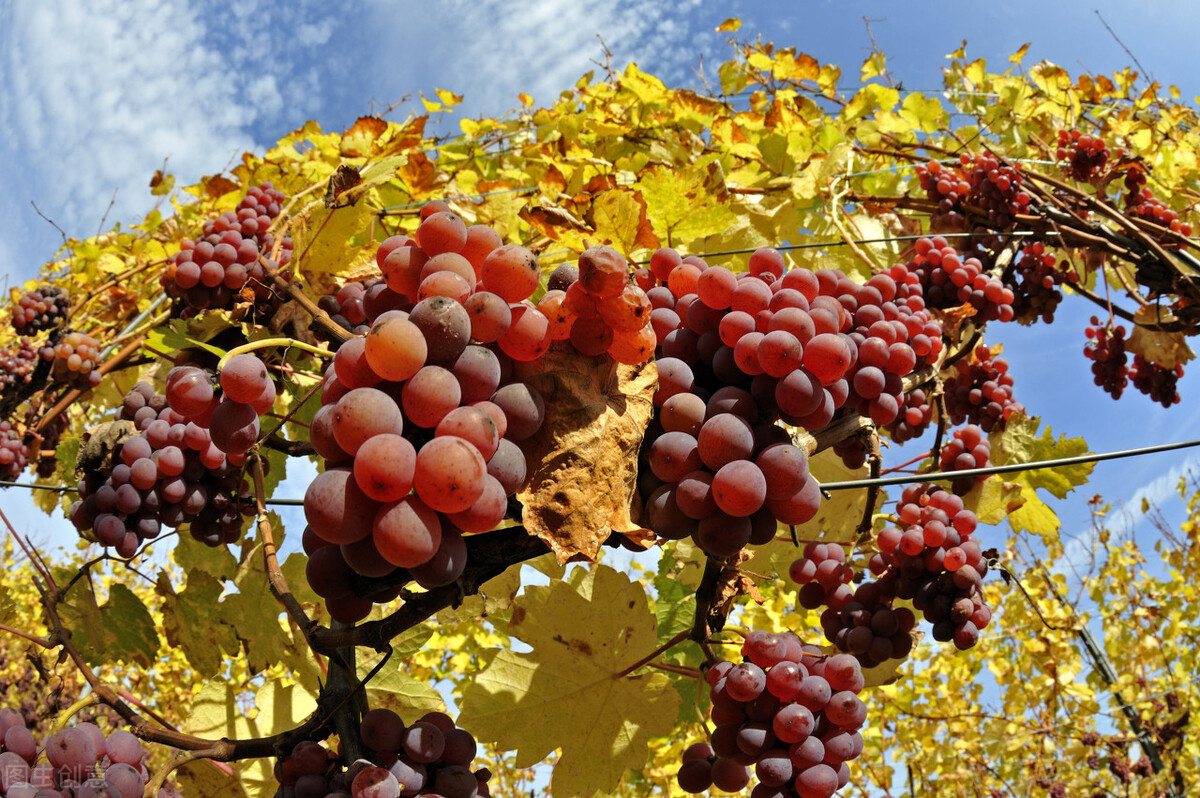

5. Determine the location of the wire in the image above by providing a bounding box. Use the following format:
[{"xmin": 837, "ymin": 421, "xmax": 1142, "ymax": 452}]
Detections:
[{"xmin": 819, "ymin": 438, "xmax": 1200, "ymax": 491}]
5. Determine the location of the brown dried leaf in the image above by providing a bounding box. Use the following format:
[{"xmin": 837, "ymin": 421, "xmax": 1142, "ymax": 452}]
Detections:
[
  {"xmin": 1127, "ymin": 305, "xmax": 1195, "ymax": 368},
  {"xmin": 324, "ymin": 164, "xmax": 364, "ymax": 208},
  {"xmin": 514, "ymin": 348, "xmax": 656, "ymax": 563},
  {"xmin": 203, "ymin": 174, "xmax": 240, "ymax": 199},
  {"xmin": 341, "ymin": 116, "xmax": 389, "ymax": 157},
  {"xmin": 937, "ymin": 303, "xmax": 977, "ymax": 343}
]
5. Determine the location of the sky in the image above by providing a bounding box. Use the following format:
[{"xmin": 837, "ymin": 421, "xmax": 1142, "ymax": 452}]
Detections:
[
  {"xmin": 0, "ymin": 1, "xmax": 1195, "ymax": 560},
  {"xmin": 1, "ymin": 0, "xmax": 1199, "ymax": 789}
]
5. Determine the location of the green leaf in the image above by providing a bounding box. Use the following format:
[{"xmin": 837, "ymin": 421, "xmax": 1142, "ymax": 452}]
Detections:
[
  {"xmin": 174, "ymin": 532, "xmax": 238, "ymax": 583},
  {"xmin": 458, "ymin": 565, "xmax": 680, "ymax": 798},
  {"xmin": 219, "ymin": 539, "xmax": 293, "ymax": 674},
  {"xmin": 100, "ymin": 583, "xmax": 159, "ymax": 667},
  {"xmin": 360, "ymin": 648, "xmax": 447, "ymax": 719},
  {"xmin": 158, "ymin": 570, "xmax": 238, "ymax": 679},
  {"xmin": 145, "ymin": 317, "xmax": 229, "ymax": 360}
]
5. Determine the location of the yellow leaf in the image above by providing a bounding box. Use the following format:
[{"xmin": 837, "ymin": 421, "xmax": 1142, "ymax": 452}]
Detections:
[
  {"xmin": 637, "ymin": 162, "xmax": 737, "ymax": 247},
  {"xmin": 420, "ymin": 92, "xmax": 442, "ymax": 113},
  {"xmin": 588, "ymin": 188, "xmax": 661, "ymax": 254},
  {"xmin": 861, "ymin": 51, "xmax": 887, "ymax": 82},
  {"xmin": 1009, "ymin": 42, "xmax": 1032, "ymax": 64},
  {"xmin": 340, "ymin": 115, "xmax": 388, "ymax": 157},
  {"xmin": 518, "ymin": 92, "xmax": 535, "ymax": 107},
  {"xmin": 716, "ymin": 17, "xmax": 741, "ymax": 32},
  {"xmin": 149, "ymin": 169, "xmax": 174, "ymax": 196},
  {"xmin": 435, "ymin": 87, "xmax": 463, "ymax": 107},
  {"xmin": 1127, "ymin": 305, "xmax": 1195, "ymax": 369},
  {"xmin": 458, "ymin": 566, "xmax": 680, "ymax": 798},
  {"xmin": 95, "ymin": 253, "xmax": 126, "ymax": 274}
]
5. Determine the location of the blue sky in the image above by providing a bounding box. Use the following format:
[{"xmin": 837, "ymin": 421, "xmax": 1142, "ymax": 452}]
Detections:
[{"xmin": 2, "ymin": 1, "xmax": 1200, "ymax": 562}]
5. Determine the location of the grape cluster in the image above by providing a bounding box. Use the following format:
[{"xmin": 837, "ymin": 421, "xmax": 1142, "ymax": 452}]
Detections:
[
  {"xmin": 962, "ymin": 152, "xmax": 1029, "ymax": 231},
  {"xmin": 0, "ymin": 709, "xmax": 179, "ymax": 797},
  {"xmin": 27, "ymin": 402, "xmax": 67, "ymax": 478},
  {"xmin": 273, "ymin": 709, "xmax": 492, "ymax": 798},
  {"xmin": 303, "ymin": 212, "xmax": 552, "ymax": 623},
  {"xmin": 162, "ymin": 182, "xmax": 294, "ymax": 312},
  {"xmin": 937, "ymin": 424, "xmax": 991, "ymax": 495},
  {"xmin": 1083, "ymin": 320, "xmax": 1128, "ymax": 399},
  {"xmin": 164, "ymin": 354, "xmax": 276, "ymax": 459},
  {"xmin": 316, "ymin": 277, "xmax": 411, "ymax": 339},
  {"xmin": 1125, "ymin": 187, "xmax": 1192, "ymax": 237},
  {"xmin": 943, "ymin": 345, "xmax": 1023, "ymax": 432},
  {"xmin": 1009, "ymin": 242, "xmax": 1065, "ymax": 324},
  {"xmin": 0, "ymin": 421, "xmax": 30, "ymax": 481},
  {"xmin": 68, "ymin": 382, "xmax": 253, "ymax": 555},
  {"xmin": 914, "ymin": 154, "xmax": 1030, "ymax": 231},
  {"xmin": 1056, "ymin": 129, "xmax": 1109, "ymax": 182},
  {"xmin": 873, "ymin": 484, "xmax": 990, "ymax": 650},
  {"xmin": 1128, "ymin": 353, "xmax": 1183, "ymax": 407},
  {"xmin": 0, "ymin": 340, "xmax": 39, "ymax": 393},
  {"xmin": 11, "ymin": 285, "xmax": 68, "ymax": 334},
  {"xmin": 903, "ymin": 237, "xmax": 1015, "ymax": 322},
  {"xmin": 638, "ymin": 246, "xmax": 943, "ymax": 551},
  {"xmin": 676, "ymin": 634, "xmax": 867, "ymax": 798},
  {"xmin": 40, "ymin": 331, "xmax": 102, "ymax": 390},
  {"xmin": 790, "ymin": 542, "xmax": 855, "ymax": 612},
  {"xmin": 816, "ymin": 580, "xmax": 916, "ymax": 669},
  {"xmin": 554, "ymin": 245, "xmax": 656, "ymax": 363},
  {"xmin": 884, "ymin": 388, "xmax": 933, "ymax": 444}
]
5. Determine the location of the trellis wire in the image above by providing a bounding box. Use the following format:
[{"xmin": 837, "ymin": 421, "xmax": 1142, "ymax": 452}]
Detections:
[{"xmin": 4, "ymin": 437, "xmax": 1199, "ymax": 506}]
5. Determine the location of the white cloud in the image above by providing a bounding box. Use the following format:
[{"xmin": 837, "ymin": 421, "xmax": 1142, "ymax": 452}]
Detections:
[{"xmin": 361, "ymin": 0, "xmax": 720, "ymax": 119}]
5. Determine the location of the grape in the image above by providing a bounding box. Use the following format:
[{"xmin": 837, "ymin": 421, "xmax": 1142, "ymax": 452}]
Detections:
[
  {"xmin": 208, "ymin": 400, "xmax": 260, "ymax": 455},
  {"xmin": 365, "ymin": 315, "xmax": 427, "ymax": 382},
  {"xmin": 436, "ymin": 406, "xmax": 501, "ymax": 460},
  {"xmin": 353, "ymin": 433, "xmax": 417, "ymax": 502},
  {"xmin": 402, "ymin": 366, "xmax": 462, "ymax": 428},
  {"xmin": 486, "ymin": 438, "xmax": 527, "ymax": 495},
  {"xmin": 351, "ymin": 765, "xmax": 402, "ymax": 798},
  {"xmin": 408, "ymin": 296, "xmax": 472, "ymax": 364},
  {"xmin": 413, "ymin": 436, "xmax": 487, "ymax": 513},
  {"xmin": 697, "ymin": 413, "xmax": 754, "ymax": 471},
  {"xmin": 402, "ymin": 721, "xmax": 446, "ymax": 763},
  {"xmin": 489, "ymin": 383, "xmax": 545, "ymax": 441},
  {"xmin": 499, "ymin": 304, "xmax": 552, "ymax": 361},
  {"xmin": 373, "ymin": 496, "xmax": 442, "ymax": 568},
  {"xmin": 577, "ymin": 245, "xmax": 629, "ymax": 298},
  {"xmin": 450, "ymin": 345, "xmax": 502, "ymax": 403},
  {"xmin": 220, "ymin": 354, "xmax": 270, "ymax": 403},
  {"xmin": 409, "ymin": 524, "xmax": 469, "ymax": 587},
  {"xmin": 360, "ymin": 708, "xmax": 405, "ymax": 753},
  {"xmin": 711, "ymin": 460, "xmax": 767, "ymax": 517},
  {"xmin": 480, "ymin": 245, "xmax": 539, "ymax": 301},
  {"xmin": 333, "ymin": 388, "xmax": 405, "ymax": 455},
  {"xmin": 462, "ymin": 291, "xmax": 511, "ymax": 342},
  {"xmin": 304, "ymin": 468, "xmax": 380, "ymax": 544}
]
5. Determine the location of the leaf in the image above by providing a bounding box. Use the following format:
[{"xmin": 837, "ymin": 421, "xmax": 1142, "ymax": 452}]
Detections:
[
  {"xmin": 1009, "ymin": 42, "xmax": 1032, "ymax": 65},
  {"xmin": 991, "ymin": 414, "xmax": 1092, "ymax": 501},
  {"xmin": 518, "ymin": 92, "xmax": 535, "ymax": 107},
  {"xmin": 360, "ymin": 649, "xmax": 447, "ymax": 718},
  {"xmin": 587, "ymin": 188, "xmax": 660, "ymax": 254},
  {"xmin": 515, "ymin": 349, "xmax": 657, "ymax": 563},
  {"xmin": 637, "ymin": 162, "xmax": 737, "ymax": 247},
  {"xmin": 149, "ymin": 170, "xmax": 175, "ymax": 196},
  {"xmin": 219, "ymin": 538, "xmax": 293, "ymax": 674},
  {"xmin": 458, "ymin": 566, "xmax": 680, "ymax": 798},
  {"xmin": 100, "ymin": 584, "xmax": 159, "ymax": 667},
  {"xmin": 1127, "ymin": 305, "xmax": 1195, "ymax": 369},
  {"xmin": 290, "ymin": 201, "xmax": 376, "ymax": 276},
  {"xmin": 158, "ymin": 570, "xmax": 238, "ymax": 679},
  {"xmin": 899, "ymin": 92, "xmax": 947, "ymax": 133},
  {"xmin": 716, "ymin": 17, "xmax": 741, "ymax": 32},
  {"xmin": 145, "ymin": 316, "xmax": 229, "ymax": 360},
  {"xmin": 175, "ymin": 760, "xmax": 247, "ymax": 798},
  {"xmin": 174, "ymin": 533, "xmax": 238, "ymax": 583}
]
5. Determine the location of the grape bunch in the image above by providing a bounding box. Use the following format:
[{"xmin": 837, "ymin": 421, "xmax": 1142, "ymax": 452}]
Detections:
[
  {"xmin": 1083, "ymin": 320, "xmax": 1128, "ymax": 399},
  {"xmin": 638, "ymin": 245, "xmax": 944, "ymax": 551},
  {"xmin": 1128, "ymin": 353, "xmax": 1183, "ymax": 407},
  {"xmin": 40, "ymin": 330, "xmax": 102, "ymax": 390},
  {"xmin": 816, "ymin": 580, "xmax": 916, "ymax": 669},
  {"xmin": 0, "ymin": 708, "xmax": 180, "ymax": 797},
  {"xmin": 164, "ymin": 353, "xmax": 277, "ymax": 459},
  {"xmin": 883, "ymin": 388, "xmax": 933, "ymax": 444},
  {"xmin": 937, "ymin": 424, "xmax": 991, "ymax": 495},
  {"xmin": 0, "ymin": 339, "xmax": 39, "ymax": 393},
  {"xmin": 961, "ymin": 152, "xmax": 1029, "ymax": 231},
  {"xmin": 872, "ymin": 484, "xmax": 990, "ymax": 650},
  {"xmin": 1009, "ymin": 241, "xmax": 1065, "ymax": 325},
  {"xmin": 68, "ymin": 381, "xmax": 254, "ymax": 555},
  {"xmin": 1125, "ymin": 186, "xmax": 1192, "ymax": 237},
  {"xmin": 789, "ymin": 542, "xmax": 855, "ymax": 613},
  {"xmin": 902, "ymin": 236, "xmax": 1015, "ymax": 323},
  {"xmin": 913, "ymin": 159, "xmax": 970, "ymax": 229},
  {"xmin": 315, "ymin": 277, "xmax": 411, "ymax": 339},
  {"xmin": 0, "ymin": 421, "xmax": 30, "ymax": 481},
  {"xmin": 273, "ymin": 708, "xmax": 493, "ymax": 798},
  {"xmin": 161, "ymin": 182, "xmax": 294, "ymax": 313},
  {"xmin": 302, "ymin": 219, "xmax": 552, "ymax": 622},
  {"xmin": 676, "ymin": 634, "xmax": 867, "ymax": 798},
  {"xmin": 553, "ymin": 245, "xmax": 656, "ymax": 363},
  {"xmin": 10, "ymin": 284, "xmax": 68, "ymax": 334},
  {"xmin": 942, "ymin": 345, "xmax": 1024, "ymax": 433},
  {"xmin": 1056, "ymin": 129, "xmax": 1109, "ymax": 182}
]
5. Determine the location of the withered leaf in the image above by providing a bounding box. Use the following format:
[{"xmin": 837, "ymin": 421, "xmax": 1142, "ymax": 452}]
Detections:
[{"xmin": 515, "ymin": 348, "xmax": 656, "ymax": 563}]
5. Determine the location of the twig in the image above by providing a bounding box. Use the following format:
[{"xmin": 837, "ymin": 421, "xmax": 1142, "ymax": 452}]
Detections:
[
  {"xmin": 96, "ymin": 188, "xmax": 119, "ymax": 237},
  {"xmin": 30, "ymin": 201, "xmax": 68, "ymax": 244},
  {"xmin": 614, "ymin": 630, "xmax": 691, "ymax": 679},
  {"xmin": 250, "ymin": 455, "xmax": 318, "ymax": 647},
  {"xmin": 0, "ymin": 623, "xmax": 53, "ymax": 649},
  {"xmin": 857, "ymin": 431, "xmax": 883, "ymax": 537}
]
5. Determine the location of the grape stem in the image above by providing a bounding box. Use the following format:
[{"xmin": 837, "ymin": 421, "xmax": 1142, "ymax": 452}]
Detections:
[
  {"xmin": 613, "ymin": 629, "xmax": 690, "ymax": 679},
  {"xmin": 50, "ymin": 693, "xmax": 99, "ymax": 734},
  {"xmin": 217, "ymin": 337, "xmax": 334, "ymax": 372},
  {"xmin": 0, "ymin": 622, "xmax": 53, "ymax": 650},
  {"xmin": 856, "ymin": 431, "xmax": 883, "ymax": 537}
]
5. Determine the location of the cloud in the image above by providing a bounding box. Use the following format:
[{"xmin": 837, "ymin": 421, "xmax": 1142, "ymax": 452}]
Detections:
[
  {"xmin": 360, "ymin": 0, "xmax": 721, "ymax": 120},
  {"xmin": 0, "ymin": 0, "xmax": 345, "ymax": 283}
]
